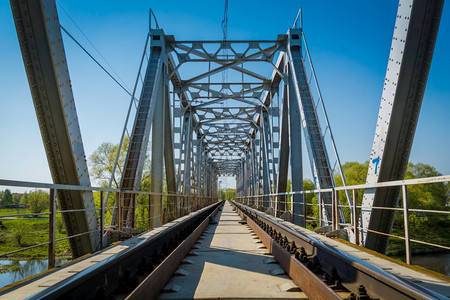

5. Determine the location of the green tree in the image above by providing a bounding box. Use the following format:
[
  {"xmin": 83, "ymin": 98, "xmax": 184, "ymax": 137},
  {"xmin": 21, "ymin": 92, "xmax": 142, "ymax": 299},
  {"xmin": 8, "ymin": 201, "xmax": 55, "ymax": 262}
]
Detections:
[
  {"xmin": 404, "ymin": 162, "xmax": 448, "ymax": 209},
  {"xmin": 22, "ymin": 190, "xmax": 49, "ymax": 215},
  {"xmin": 89, "ymin": 138, "xmax": 152, "ymax": 230},
  {"xmin": 1, "ymin": 189, "xmax": 13, "ymax": 206},
  {"xmin": 12, "ymin": 193, "xmax": 21, "ymax": 205},
  {"xmin": 10, "ymin": 222, "xmax": 29, "ymax": 246},
  {"xmin": 89, "ymin": 137, "xmax": 129, "ymax": 188}
]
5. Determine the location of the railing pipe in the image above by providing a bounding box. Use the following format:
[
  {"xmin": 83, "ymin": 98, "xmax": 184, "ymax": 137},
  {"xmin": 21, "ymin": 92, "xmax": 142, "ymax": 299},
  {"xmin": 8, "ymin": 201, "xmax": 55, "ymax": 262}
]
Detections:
[
  {"xmin": 48, "ymin": 188, "xmax": 56, "ymax": 269},
  {"xmin": 100, "ymin": 191, "xmax": 104, "ymax": 250},
  {"xmin": 402, "ymin": 185, "xmax": 411, "ymax": 264},
  {"xmin": 352, "ymin": 189, "xmax": 359, "ymax": 246}
]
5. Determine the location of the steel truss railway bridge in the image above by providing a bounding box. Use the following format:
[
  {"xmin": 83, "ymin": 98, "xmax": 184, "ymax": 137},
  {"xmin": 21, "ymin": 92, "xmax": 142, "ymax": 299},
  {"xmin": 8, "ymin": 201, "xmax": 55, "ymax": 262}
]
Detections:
[{"xmin": 0, "ymin": 0, "xmax": 449, "ymax": 299}]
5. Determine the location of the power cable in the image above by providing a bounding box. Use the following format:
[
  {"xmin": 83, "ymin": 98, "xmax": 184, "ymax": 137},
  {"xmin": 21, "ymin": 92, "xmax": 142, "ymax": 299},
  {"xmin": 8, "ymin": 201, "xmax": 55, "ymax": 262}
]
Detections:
[
  {"xmin": 60, "ymin": 25, "xmax": 134, "ymax": 98},
  {"xmin": 56, "ymin": 0, "xmax": 130, "ymax": 91}
]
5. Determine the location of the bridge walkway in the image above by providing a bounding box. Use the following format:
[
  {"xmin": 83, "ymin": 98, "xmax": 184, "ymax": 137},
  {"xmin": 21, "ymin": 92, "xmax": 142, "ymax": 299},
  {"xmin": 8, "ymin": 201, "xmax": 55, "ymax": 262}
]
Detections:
[{"xmin": 158, "ymin": 201, "xmax": 307, "ymax": 299}]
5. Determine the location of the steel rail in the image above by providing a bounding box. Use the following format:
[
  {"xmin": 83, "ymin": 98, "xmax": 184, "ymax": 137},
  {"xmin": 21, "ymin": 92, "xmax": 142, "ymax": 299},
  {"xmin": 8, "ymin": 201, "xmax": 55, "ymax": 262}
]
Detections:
[
  {"xmin": 21, "ymin": 202, "xmax": 223, "ymax": 300},
  {"xmin": 127, "ymin": 202, "xmax": 221, "ymax": 299},
  {"xmin": 232, "ymin": 201, "xmax": 445, "ymax": 300}
]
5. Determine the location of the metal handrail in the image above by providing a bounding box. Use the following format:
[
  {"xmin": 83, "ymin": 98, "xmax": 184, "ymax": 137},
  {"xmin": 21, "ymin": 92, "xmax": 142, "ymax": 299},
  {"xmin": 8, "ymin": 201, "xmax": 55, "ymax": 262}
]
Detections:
[
  {"xmin": 235, "ymin": 174, "xmax": 450, "ymax": 264},
  {"xmin": 0, "ymin": 178, "xmax": 217, "ymax": 271}
]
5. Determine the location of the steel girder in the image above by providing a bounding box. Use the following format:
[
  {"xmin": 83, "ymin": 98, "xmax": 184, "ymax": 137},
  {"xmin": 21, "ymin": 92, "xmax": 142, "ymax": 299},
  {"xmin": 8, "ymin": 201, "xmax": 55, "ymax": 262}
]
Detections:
[
  {"xmin": 361, "ymin": 0, "xmax": 444, "ymax": 252},
  {"xmin": 286, "ymin": 28, "xmax": 337, "ymax": 225},
  {"xmin": 277, "ymin": 83, "xmax": 290, "ymax": 215},
  {"xmin": 10, "ymin": 0, "xmax": 99, "ymax": 257},
  {"xmin": 119, "ymin": 30, "xmax": 165, "ymax": 227},
  {"xmin": 288, "ymin": 63, "xmax": 305, "ymax": 226},
  {"xmin": 169, "ymin": 38, "xmax": 284, "ymax": 182},
  {"xmin": 116, "ymin": 23, "xmax": 346, "ymax": 230},
  {"xmin": 118, "ymin": 29, "xmax": 178, "ymax": 228}
]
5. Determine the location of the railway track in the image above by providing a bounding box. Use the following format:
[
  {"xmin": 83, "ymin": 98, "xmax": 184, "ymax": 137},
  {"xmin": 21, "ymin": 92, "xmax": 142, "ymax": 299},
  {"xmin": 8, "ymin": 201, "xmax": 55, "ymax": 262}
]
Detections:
[
  {"xmin": 2, "ymin": 200, "xmax": 447, "ymax": 299},
  {"xmin": 1, "ymin": 202, "xmax": 222, "ymax": 299},
  {"xmin": 232, "ymin": 201, "xmax": 447, "ymax": 300}
]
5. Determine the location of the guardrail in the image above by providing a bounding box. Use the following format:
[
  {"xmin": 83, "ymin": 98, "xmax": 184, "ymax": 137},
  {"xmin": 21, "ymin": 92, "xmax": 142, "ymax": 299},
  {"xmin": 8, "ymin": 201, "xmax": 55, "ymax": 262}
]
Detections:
[
  {"xmin": 235, "ymin": 175, "xmax": 450, "ymax": 264},
  {"xmin": 0, "ymin": 178, "xmax": 216, "ymax": 270}
]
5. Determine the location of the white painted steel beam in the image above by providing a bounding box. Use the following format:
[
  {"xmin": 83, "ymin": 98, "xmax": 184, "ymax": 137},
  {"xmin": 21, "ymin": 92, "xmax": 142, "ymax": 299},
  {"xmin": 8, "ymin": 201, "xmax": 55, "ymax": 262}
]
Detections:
[
  {"xmin": 10, "ymin": 0, "xmax": 99, "ymax": 257},
  {"xmin": 361, "ymin": 0, "xmax": 444, "ymax": 252}
]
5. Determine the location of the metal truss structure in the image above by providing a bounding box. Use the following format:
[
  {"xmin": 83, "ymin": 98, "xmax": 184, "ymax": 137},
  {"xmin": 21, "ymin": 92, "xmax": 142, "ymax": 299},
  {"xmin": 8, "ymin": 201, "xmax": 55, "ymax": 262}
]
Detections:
[
  {"xmin": 360, "ymin": 0, "xmax": 444, "ymax": 253},
  {"xmin": 113, "ymin": 18, "xmax": 352, "ymax": 228},
  {"xmin": 10, "ymin": 0, "xmax": 99, "ymax": 257},
  {"xmin": 10, "ymin": 0, "xmax": 441, "ymax": 258}
]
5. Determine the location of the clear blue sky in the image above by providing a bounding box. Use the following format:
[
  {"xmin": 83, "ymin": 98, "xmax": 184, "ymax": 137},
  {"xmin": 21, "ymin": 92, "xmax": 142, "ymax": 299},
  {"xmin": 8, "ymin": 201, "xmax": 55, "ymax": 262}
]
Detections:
[{"xmin": 0, "ymin": 1, "xmax": 449, "ymax": 189}]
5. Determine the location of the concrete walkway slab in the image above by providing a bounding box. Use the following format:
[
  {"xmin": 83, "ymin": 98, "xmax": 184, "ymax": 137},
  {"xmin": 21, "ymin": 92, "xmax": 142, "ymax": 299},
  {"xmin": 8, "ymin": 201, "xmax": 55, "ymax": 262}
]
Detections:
[{"xmin": 159, "ymin": 201, "xmax": 307, "ymax": 299}]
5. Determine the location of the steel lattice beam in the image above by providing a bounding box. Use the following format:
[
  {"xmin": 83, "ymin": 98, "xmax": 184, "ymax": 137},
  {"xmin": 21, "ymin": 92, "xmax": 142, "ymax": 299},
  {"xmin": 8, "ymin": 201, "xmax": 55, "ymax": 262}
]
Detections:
[
  {"xmin": 361, "ymin": 0, "xmax": 444, "ymax": 252},
  {"xmin": 10, "ymin": 0, "xmax": 99, "ymax": 257}
]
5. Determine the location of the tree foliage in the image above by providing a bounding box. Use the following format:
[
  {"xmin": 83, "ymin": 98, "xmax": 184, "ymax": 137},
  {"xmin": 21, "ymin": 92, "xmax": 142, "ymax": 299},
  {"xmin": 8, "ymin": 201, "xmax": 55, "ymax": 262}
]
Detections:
[
  {"xmin": 89, "ymin": 137, "xmax": 129, "ymax": 188},
  {"xmin": 21, "ymin": 190, "xmax": 49, "ymax": 215},
  {"xmin": 404, "ymin": 162, "xmax": 448, "ymax": 209},
  {"xmin": 0, "ymin": 189, "xmax": 13, "ymax": 206},
  {"xmin": 219, "ymin": 188, "xmax": 236, "ymax": 200},
  {"xmin": 89, "ymin": 138, "xmax": 153, "ymax": 230},
  {"xmin": 10, "ymin": 221, "xmax": 29, "ymax": 246}
]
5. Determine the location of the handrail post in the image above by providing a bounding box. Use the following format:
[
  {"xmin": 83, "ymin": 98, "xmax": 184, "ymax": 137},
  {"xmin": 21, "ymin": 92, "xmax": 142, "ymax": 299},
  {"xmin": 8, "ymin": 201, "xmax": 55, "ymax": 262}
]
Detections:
[
  {"xmin": 48, "ymin": 188, "xmax": 56, "ymax": 269},
  {"xmin": 302, "ymin": 193, "xmax": 306, "ymax": 227},
  {"xmin": 402, "ymin": 185, "xmax": 411, "ymax": 264},
  {"xmin": 119, "ymin": 191, "xmax": 123, "ymax": 232},
  {"xmin": 148, "ymin": 194, "xmax": 151, "ymax": 230},
  {"xmin": 335, "ymin": 189, "xmax": 340, "ymax": 229},
  {"xmin": 318, "ymin": 192, "xmax": 322, "ymax": 227},
  {"xmin": 331, "ymin": 189, "xmax": 336, "ymax": 231},
  {"xmin": 100, "ymin": 191, "xmax": 104, "ymax": 250},
  {"xmin": 352, "ymin": 189, "xmax": 359, "ymax": 246}
]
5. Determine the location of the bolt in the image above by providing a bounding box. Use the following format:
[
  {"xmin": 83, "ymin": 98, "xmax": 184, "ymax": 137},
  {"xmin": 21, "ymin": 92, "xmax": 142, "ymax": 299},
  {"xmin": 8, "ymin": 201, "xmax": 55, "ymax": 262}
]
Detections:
[
  {"xmin": 358, "ymin": 285, "xmax": 370, "ymax": 300},
  {"xmin": 94, "ymin": 286, "xmax": 106, "ymax": 299},
  {"xmin": 347, "ymin": 293, "xmax": 356, "ymax": 300},
  {"xmin": 312, "ymin": 256, "xmax": 322, "ymax": 273},
  {"xmin": 322, "ymin": 273, "xmax": 331, "ymax": 285},
  {"xmin": 330, "ymin": 266, "xmax": 341, "ymax": 285}
]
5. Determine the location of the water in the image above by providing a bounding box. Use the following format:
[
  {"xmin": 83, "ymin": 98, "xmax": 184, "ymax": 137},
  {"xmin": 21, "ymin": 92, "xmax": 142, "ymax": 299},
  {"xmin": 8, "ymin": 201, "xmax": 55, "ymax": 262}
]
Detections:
[
  {"xmin": 0, "ymin": 254, "xmax": 448, "ymax": 289},
  {"xmin": 0, "ymin": 258, "xmax": 69, "ymax": 288},
  {"xmin": 392, "ymin": 252, "xmax": 450, "ymax": 276}
]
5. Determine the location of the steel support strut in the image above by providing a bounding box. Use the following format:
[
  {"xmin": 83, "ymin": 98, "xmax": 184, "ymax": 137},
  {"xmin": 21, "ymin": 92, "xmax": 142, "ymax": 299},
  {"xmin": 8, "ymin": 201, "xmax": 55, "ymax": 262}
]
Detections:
[
  {"xmin": 10, "ymin": 0, "xmax": 99, "ymax": 256},
  {"xmin": 287, "ymin": 28, "xmax": 336, "ymax": 225},
  {"xmin": 361, "ymin": 0, "xmax": 444, "ymax": 252},
  {"xmin": 119, "ymin": 29, "xmax": 165, "ymax": 228}
]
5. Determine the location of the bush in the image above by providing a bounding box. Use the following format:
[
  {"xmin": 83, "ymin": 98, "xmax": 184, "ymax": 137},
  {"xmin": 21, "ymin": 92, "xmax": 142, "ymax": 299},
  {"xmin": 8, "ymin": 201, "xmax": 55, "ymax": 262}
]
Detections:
[
  {"xmin": 10, "ymin": 222, "xmax": 29, "ymax": 246},
  {"xmin": 56, "ymin": 217, "xmax": 65, "ymax": 234}
]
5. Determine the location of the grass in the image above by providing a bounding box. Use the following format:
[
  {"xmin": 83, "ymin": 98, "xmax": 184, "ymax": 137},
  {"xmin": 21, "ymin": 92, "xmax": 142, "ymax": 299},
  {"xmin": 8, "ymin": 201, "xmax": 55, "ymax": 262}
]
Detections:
[
  {"xmin": 0, "ymin": 208, "xmax": 34, "ymax": 217},
  {"xmin": 0, "ymin": 217, "xmax": 71, "ymax": 259}
]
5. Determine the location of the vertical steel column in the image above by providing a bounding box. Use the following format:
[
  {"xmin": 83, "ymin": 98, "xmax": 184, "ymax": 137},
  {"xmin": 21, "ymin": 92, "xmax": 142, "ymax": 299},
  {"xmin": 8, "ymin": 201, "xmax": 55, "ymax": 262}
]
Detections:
[
  {"xmin": 195, "ymin": 140, "xmax": 202, "ymax": 208},
  {"xmin": 150, "ymin": 63, "xmax": 166, "ymax": 228},
  {"xmin": 181, "ymin": 109, "xmax": 193, "ymax": 213},
  {"xmin": 277, "ymin": 80, "xmax": 290, "ymax": 216},
  {"xmin": 10, "ymin": 0, "xmax": 98, "ymax": 256},
  {"xmin": 288, "ymin": 63, "xmax": 304, "ymax": 226},
  {"xmin": 251, "ymin": 139, "xmax": 257, "ymax": 198},
  {"xmin": 361, "ymin": 0, "xmax": 444, "ymax": 252},
  {"xmin": 163, "ymin": 85, "xmax": 177, "ymax": 221},
  {"xmin": 260, "ymin": 119, "xmax": 271, "ymax": 210}
]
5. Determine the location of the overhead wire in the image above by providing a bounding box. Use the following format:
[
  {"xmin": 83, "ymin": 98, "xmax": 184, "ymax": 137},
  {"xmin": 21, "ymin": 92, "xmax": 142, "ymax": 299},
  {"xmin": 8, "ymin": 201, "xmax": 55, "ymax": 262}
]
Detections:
[
  {"xmin": 56, "ymin": 0, "xmax": 130, "ymax": 91},
  {"xmin": 59, "ymin": 25, "xmax": 134, "ymax": 99}
]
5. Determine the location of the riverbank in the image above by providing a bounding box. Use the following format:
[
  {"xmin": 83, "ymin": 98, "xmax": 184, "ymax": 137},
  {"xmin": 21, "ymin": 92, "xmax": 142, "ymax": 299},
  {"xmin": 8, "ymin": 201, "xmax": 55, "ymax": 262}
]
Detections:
[
  {"xmin": 0, "ymin": 258, "xmax": 70, "ymax": 288},
  {"xmin": 0, "ymin": 218, "xmax": 71, "ymax": 259}
]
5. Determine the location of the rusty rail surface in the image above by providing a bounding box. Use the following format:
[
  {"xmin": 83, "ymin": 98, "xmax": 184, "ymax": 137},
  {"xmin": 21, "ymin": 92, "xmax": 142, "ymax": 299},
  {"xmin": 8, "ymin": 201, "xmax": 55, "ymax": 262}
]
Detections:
[
  {"xmin": 232, "ymin": 201, "xmax": 443, "ymax": 300},
  {"xmin": 22, "ymin": 201, "xmax": 223, "ymax": 299}
]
